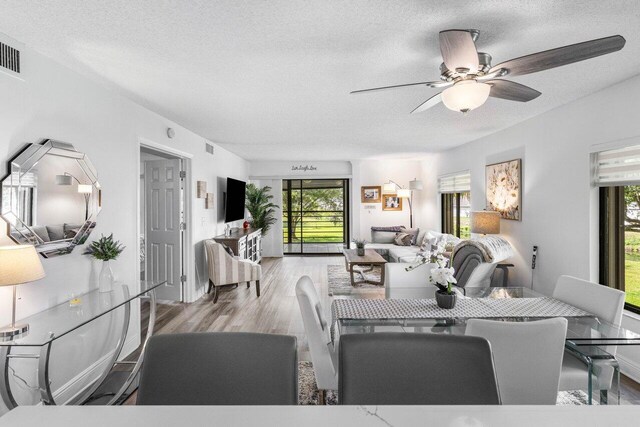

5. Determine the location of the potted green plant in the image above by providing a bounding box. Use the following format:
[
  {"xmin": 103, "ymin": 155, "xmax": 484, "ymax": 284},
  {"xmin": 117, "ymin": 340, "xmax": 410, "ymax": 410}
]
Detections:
[
  {"xmin": 84, "ymin": 234, "xmax": 125, "ymax": 293},
  {"xmin": 245, "ymin": 183, "xmax": 279, "ymax": 236},
  {"xmin": 352, "ymin": 238, "xmax": 366, "ymax": 256}
]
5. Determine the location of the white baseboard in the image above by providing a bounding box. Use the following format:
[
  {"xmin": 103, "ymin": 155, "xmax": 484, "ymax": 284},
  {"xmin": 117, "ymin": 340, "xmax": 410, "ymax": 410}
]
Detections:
[
  {"xmin": 51, "ymin": 335, "xmax": 139, "ymax": 405},
  {"xmin": 617, "ymin": 353, "xmax": 640, "ymax": 384}
]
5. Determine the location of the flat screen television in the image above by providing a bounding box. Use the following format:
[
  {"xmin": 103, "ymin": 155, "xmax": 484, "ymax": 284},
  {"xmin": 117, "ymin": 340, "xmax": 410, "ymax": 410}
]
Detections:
[{"xmin": 224, "ymin": 177, "xmax": 246, "ymax": 223}]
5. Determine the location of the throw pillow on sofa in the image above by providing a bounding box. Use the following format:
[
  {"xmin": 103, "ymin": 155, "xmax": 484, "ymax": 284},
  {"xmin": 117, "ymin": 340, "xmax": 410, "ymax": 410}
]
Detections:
[
  {"xmin": 400, "ymin": 227, "xmax": 420, "ymax": 245},
  {"xmin": 419, "ymin": 235, "xmax": 437, "ymax": 253},
  {"xmin": 394, "ymin": 232, "xmax": 413, "ymax": 246}
]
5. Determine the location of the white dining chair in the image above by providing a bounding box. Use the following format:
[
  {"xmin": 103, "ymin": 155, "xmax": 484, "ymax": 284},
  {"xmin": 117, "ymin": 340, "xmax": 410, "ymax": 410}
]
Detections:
[
  {"xmin": 466, "ymin": 318, "xmax": 568, "ymax": 404},
  {"xmin": 295, "ymin": 275, "xmax": 338, "ymax": 404},
  {"xmin": 552, "ymin": 275, "xmax": 625, "ymax": 403}
]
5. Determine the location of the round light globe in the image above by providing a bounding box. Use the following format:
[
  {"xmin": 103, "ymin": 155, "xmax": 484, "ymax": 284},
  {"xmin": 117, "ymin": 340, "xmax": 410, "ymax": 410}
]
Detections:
[{"xmin": 441, "ymin": 80, "xmax": 491, "ymax": 113}]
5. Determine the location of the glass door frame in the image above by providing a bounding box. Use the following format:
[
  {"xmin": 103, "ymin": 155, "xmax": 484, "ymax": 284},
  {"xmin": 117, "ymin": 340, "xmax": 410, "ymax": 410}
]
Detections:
[{"xmin": 282, "ymin": 178, "xmax": 350, "ymax": 255}]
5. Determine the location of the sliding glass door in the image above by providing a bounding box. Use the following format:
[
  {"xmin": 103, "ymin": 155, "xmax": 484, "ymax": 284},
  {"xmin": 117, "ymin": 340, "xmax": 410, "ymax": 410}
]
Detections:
[{"xmin": 282, "ymin": 179, "xmax": 349, "ymax": 254}]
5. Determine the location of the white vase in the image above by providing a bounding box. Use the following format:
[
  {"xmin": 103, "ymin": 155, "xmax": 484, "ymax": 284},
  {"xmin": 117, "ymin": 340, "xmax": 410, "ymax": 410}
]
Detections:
[{"xmin": 99, "ymin": 260, "xmax": 114, "ymax": 293}]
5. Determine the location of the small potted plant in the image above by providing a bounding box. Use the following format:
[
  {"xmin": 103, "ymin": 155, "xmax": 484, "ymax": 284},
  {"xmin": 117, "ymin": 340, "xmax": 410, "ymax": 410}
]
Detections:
[
  {"xmin": 84, "ymin": 234, "xmax": 125, "ymax": 293},
  {"xmin": 352, "ymin": 238, "xmax": 366, "ymax": 256},
  {"xmin": 430, "ymin": 266, "xmax": 458, "ymax": 309}
]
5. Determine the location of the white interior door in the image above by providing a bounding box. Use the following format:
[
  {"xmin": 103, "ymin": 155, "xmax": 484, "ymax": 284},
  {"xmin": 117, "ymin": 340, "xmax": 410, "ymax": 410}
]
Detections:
[{"xmin": 145, "ymin": 159, "xmax": 183, "ymax": 301}]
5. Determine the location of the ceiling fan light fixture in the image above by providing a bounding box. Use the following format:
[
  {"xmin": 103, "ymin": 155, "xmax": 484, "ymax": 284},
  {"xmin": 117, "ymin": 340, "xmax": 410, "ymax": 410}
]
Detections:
[{"xmin": 441, "ymin": 80, "xmax": 490, "ymax": 113}]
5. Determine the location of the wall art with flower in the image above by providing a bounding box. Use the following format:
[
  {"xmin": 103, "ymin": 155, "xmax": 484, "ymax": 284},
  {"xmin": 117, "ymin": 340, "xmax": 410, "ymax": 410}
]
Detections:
[{"xmin": 485, "ymin": 159, "xmax": 521, "ymax": 221}]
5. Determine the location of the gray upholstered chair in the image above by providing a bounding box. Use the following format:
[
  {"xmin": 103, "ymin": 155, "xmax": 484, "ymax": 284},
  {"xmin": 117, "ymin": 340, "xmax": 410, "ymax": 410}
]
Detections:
[
  {"xmin": 451, "ymin": 236, "xmax": 513, "ymax": 288},
  {"xmin": 137, "ymin": 332, "xmax": 298, "ymax": 405},
  {"xmin": 338, "ymin": 333, "xmax": 500, "ymax": 405},
  {"xmin": 204, "ymin": 240, "xmax": 261, "ymax": 303}
]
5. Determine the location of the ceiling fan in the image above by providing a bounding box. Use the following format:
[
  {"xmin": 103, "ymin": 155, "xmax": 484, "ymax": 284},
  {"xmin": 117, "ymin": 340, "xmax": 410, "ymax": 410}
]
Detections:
[{"xmin": 351, "ymin": 30, "xmax": 625, "ymax": 114}]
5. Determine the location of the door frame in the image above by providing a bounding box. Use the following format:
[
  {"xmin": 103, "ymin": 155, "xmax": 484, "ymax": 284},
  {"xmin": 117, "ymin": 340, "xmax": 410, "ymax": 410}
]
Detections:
[
  {"xmin": 282, "ymin": 178, "xmax": 350, "ymax": 255},
  {"xmin": 137, "ymin": 137, "xmax": 194, "ymax": 302}
]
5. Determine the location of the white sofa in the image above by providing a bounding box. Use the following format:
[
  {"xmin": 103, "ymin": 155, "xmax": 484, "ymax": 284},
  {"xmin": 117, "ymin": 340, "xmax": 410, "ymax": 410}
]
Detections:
[
  {"xmin": 364, "ymin": 228, "xmax": 454, "ymax": 263},
  {"xmin": 363, "ymin": 227, "xmax": 514, "ymax": 288}
]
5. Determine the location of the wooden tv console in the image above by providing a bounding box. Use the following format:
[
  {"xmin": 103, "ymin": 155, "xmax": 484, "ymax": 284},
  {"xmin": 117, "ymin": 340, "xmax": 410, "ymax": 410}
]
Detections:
[{"xmin": 213, "ymin": 227, "xmax": 262, "ymax": 263}]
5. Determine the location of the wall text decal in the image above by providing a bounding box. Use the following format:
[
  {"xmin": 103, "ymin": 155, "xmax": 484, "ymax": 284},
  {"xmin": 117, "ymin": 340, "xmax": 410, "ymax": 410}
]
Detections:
[{"xmin": 291, "ymin": 165, "xmax": 317, "ymax": 172}]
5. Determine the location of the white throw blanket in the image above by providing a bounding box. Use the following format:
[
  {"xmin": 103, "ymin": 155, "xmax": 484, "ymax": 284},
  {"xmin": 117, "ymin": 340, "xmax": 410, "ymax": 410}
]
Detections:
[{"xmin": 453, "ymin": 236, "xmax": 513, "ymax": 263}]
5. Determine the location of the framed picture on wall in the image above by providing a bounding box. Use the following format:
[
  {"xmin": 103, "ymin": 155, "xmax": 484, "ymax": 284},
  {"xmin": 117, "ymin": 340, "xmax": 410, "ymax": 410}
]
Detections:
[
  {"xmin": 486, "ymin": 158, "xmax": 521, "ymax": 221},
  {"xmin": 205, "ymin": 193, "xmax": 214, "ymax": 209},
  {"xmin": 361, "ymin": 186, "xmax": 382, "ymax": 203},
  {"xmin": 197, "ymin": 181, "xmax": 207, "ymax": 198},
  {"xmin": 382, "ymin": 194, "xmax": 402, "ymax": 211}
]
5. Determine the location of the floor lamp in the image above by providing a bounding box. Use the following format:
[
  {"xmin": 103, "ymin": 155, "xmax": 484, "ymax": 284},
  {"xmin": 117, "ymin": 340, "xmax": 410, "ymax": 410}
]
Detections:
[
  {"xmin": 56, "ymin": 173, "xmax": 93, "ymax": 220},
  {"xmin": 383, "ymin": 178, "xmax": 423, "ymax": 228}
]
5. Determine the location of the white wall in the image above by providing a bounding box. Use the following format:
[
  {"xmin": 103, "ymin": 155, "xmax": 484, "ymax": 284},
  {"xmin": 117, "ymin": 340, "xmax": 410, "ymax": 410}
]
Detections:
[
  {"xmin": 0, "ymin": 42, "xmax": 248, "ymax": 410},
  {"xmin": 352, "ymin": 158, "xmax": 439, "ymax": 241},
  {"xmin": 432, "ymin": 73, "xmax": 640, "ymax": 381},
  {"xmin": 251, "ymin": 158, "xmax": 440, "ymax": 251},
  {"xmin": 250, "ymin": 161, "xmax": 352, "ymax": 179}
]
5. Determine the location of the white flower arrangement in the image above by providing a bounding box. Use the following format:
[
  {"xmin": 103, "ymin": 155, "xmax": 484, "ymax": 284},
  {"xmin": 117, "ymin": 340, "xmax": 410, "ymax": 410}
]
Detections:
[{"xmin": 406, "ymin": 238, "xmax": 457, "ymax": 295}]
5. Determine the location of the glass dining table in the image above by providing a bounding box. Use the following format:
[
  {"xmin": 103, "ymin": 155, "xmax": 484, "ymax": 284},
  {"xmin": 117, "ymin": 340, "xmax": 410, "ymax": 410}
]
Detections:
[{"xmin": 333, "ymin": 286, "xmax": 640, "ymax": 405}]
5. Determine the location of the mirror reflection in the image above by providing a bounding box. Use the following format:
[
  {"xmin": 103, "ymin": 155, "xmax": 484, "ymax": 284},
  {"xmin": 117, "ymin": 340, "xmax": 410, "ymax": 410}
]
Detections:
[{"xmin": 1, "ymin": 140, "xmax": 101, "ymax": 257}]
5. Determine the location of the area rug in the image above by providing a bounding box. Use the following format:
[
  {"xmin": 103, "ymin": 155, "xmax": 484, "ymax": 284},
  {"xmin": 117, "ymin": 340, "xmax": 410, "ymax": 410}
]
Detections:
[
  {"xmin": 298, "ymin": 361, "xmax": 589, "ymax": 405},
  {"xmin": 327, "ymin": 265, "xmax": 384, "ymax": 296},
  {"xmin": 298, "ymin": 361, "xmax": 337, "ymax": 405}
]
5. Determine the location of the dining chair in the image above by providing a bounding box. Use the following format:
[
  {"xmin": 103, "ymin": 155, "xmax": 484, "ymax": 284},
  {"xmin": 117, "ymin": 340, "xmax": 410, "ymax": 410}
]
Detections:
[
  {"xmin": 295, "ymin": 275, "xmax": 338, "ymax": 404},
  {"xmin": 552, "ymin": 275, "xmax": 625, "ymax": 403},
  {"xmin": 338, "ymin": 332, "xmax": 500, "ymax": 405},
  {"xmin": 466, "ymin": 318, "xmax": 568, "ymax": 404},
  {"xmin": 137, "ymin": 332, "xmax": 298, "ymax": 405}
]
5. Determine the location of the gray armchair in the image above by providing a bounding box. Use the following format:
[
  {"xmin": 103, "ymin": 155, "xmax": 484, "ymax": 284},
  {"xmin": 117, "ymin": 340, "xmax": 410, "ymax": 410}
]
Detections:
[{"xmin": 451, "ymin": 236, "xmax": 514, "ymax": 288}]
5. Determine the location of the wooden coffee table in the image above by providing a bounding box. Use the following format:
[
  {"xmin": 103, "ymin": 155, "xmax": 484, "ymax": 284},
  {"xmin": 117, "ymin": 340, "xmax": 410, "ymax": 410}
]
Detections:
[{"xmin": 343, "ymin": 249, "xmax": 387, "ymax": 287}]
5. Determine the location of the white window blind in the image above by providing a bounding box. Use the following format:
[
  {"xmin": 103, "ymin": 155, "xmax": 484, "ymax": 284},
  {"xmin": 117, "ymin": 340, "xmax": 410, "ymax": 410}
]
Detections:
[
  {"xmin": 438, "ymin": 171, "xmax": 470, "ymax": 193},
  {"xmin": 593, "ymin": 144, "xmax": 640, "ymax": 186}
]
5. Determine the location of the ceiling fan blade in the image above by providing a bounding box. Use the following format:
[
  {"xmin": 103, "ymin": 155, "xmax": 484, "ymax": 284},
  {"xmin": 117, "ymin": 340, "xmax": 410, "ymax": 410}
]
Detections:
[
  {"xmin": 489, "ymin": 35, "xmax": 626, "ymax": 77},
  {"xmin": 410, "ymin": 93, "xmax": 442, "ymax": 114},
  {"xmin": 350, "ymin": 80, "xmax": 448, "ymax": 94},
  {"xmin": 439, "ymin": 30, "xmax": 479, "ymax": 73},
  {"xmin": 486, "ymin": 80, "xmax": 541, "ymax": 102}
]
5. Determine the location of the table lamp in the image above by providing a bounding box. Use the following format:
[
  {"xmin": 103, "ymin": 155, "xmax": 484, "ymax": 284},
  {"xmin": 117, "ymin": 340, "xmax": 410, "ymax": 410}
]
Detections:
[
  {"xmin": 471, "ymin": 211, "xmax": 501, "ymax": 235},
  {"xmin": 0, "ymin": 245, "xmax": 46, "ymax": 338}
]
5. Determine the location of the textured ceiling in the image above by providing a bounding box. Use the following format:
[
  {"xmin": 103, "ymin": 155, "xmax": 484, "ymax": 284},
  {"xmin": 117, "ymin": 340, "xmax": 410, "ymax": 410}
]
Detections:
[{"xmin": 1, "ymin": 1, "xmax": 639, "ymax": 160}]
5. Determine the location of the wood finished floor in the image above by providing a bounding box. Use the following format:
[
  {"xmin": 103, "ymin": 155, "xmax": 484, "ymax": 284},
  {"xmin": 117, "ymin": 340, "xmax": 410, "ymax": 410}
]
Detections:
[{"xmin": 136, "ymin": 256, "xmax": 640, "ymax": 405}]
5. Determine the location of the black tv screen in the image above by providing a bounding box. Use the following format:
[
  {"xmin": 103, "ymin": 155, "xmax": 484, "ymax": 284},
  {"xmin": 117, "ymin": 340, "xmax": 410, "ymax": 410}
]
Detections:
[{"xmin": 224, "ymin": 178, "xmax": 246, "ymax": 223}]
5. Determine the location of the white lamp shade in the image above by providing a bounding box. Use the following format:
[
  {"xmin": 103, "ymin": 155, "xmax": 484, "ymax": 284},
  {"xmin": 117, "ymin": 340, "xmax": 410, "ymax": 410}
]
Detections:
[
  {"xmin": 0, "ymin": 245, "xmax": 46, "ymax": 286},
  {"xmin": 441, "ymin": 80, "xmax": 490, "ymax": 113},
  {"xmin": 55, "ymin": 174, "xmax": 73, "ymax": 185},
  {"xmin": 471, "ymin": 211, "xmax": 501, "ymax": 235},
  {"xmin": 409, "ymin": 179, "xmax": 423, "ymax": 191},
  {"xmin": 77, "ymin": 184, "xmax": 93, "ymax": 194},
  {"xmin": 396, "ymin": 189, "xmax": 411, "ymax": 198},
  {"xmin": 382, "ymin": 182, "xmax": 397, "ymax": 194}
]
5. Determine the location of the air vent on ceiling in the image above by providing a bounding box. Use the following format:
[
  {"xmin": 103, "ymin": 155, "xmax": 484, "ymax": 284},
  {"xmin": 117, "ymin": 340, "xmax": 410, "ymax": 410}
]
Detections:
[
  {"xmin": 205, "ymin": 142, "xmax": 214, "ymax": 155},
  {"xmin": 0, "ymin": 41, "xmax": 20, "ymax": 74}
]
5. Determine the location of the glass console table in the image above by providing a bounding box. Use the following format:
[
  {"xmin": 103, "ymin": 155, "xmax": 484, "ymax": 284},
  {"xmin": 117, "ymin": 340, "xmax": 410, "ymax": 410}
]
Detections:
[
  {"xmin": 335, "ymin": 287, "xmax": 640, "ymax": 405},
  {"xmin": 0, "ymin": 281, "xmax": 163, "ymax": 408}
]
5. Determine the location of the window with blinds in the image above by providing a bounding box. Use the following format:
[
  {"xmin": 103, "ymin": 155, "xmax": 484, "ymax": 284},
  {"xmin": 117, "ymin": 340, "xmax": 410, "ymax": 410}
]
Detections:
[
  {"xmin": 593, "ymin": 144, "xmax": 640, "ymax": 186},
  {"xmin": 438, "ymin": 171, "xmax": 471, "ymax": 193}
]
